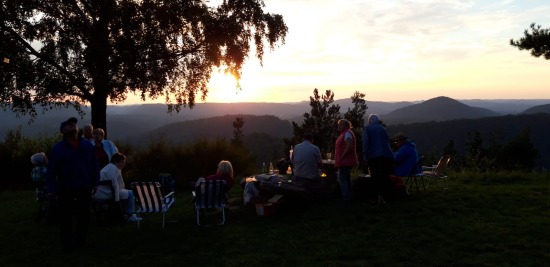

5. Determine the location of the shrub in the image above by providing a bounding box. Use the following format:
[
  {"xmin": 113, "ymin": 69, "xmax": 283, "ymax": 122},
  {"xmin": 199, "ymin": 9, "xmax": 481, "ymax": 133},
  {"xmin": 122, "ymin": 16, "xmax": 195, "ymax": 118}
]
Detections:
[
  {"xmin": 122, "ymin": 134, "xmax": 256, "ymax": 190},
  {"xmin": 0, "ymin": 127, "xmax": 61, "ymax": 190}
]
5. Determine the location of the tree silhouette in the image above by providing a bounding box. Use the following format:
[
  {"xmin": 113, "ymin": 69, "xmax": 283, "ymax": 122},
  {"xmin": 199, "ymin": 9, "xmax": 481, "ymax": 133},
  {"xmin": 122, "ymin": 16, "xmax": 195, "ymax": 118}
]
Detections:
[
  {"xmin": 510, "ymin": 23, "xmax": 550, "ymax": 60},
  {"xmin": 0, "ymin": 0, "xmax": 287, "ymax": 135},
  {"xmin": 344, "ymin": 91, "xmax": 367, "ymax": 162},
  {"xmin": 284, "ymin": 88, "xmax": 341, "ymax": 154},
  {"xmin": 231, "ymin": 117, "xmax": 245, "ymax": 147}
]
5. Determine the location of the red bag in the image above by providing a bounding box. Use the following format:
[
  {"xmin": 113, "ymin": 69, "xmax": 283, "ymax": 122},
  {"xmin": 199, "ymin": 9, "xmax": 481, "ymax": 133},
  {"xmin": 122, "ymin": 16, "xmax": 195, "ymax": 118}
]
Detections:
[{"xmin": 387, "ymin": 175, "xmax": 408, "ymax": 199}]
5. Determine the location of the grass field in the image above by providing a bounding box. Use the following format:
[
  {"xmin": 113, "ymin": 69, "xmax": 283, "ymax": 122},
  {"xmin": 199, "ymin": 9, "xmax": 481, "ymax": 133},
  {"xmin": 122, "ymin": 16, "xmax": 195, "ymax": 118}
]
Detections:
[{"xmin": 1, "ymin": 172, "xmax": 549, "ymax": 267}]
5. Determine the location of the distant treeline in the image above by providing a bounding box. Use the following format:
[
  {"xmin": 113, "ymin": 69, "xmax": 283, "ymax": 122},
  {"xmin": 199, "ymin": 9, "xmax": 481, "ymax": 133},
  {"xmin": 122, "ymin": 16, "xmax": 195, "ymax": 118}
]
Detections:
[{"xmin": 387, "ymin": 113, "xmax": 550, "ymax": 170}]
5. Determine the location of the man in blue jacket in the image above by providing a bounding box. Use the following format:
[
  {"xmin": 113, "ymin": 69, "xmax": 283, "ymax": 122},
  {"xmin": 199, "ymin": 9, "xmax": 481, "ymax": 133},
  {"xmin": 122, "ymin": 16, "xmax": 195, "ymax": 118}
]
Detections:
[
  {"xmin": 363, "ymin": 114, "xmax": 394, "ymax": 204},
  {"xmin": 393, "ymin": 132, "xmax": 421, "ymax": 177},
  {"xmin": 46, "ymin": 117, "xmax": 100, "ymax": 253}
]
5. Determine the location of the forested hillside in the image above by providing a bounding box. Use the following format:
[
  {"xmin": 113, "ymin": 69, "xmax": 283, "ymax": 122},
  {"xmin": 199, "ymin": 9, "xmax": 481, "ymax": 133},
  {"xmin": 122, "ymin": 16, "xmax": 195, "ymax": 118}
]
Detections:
[
  {"xmin": 387, "ymin": 113, "xmax": 550, "ymax": 169},
  {"xmin": 520, "ymin": 103, "xmax": 550, "ymax": 115},
  {"xmin": 127, "ymin": 114, "xmax": 293, "ymax": 145}
]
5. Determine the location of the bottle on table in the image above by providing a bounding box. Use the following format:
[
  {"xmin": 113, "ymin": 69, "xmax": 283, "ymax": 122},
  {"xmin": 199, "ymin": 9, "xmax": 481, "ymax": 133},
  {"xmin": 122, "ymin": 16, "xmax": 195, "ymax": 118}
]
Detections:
[
  {"xmin": 262, "ymin": 162, "xmax": 267, "ymax": 173},
  {"xmin": 269, "ymin": 162, "xmax": 274, "ymax": 174},
  {"xmin": 286, "ymin": 166, "xmax": 292, "ymax": 183}
]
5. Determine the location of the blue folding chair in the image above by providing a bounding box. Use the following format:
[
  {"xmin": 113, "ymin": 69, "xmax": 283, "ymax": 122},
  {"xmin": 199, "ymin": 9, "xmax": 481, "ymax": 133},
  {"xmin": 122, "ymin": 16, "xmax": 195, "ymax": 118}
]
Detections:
[{"xmin": 192, "ymin": 180, "xmax": 227, "ymax": 226}]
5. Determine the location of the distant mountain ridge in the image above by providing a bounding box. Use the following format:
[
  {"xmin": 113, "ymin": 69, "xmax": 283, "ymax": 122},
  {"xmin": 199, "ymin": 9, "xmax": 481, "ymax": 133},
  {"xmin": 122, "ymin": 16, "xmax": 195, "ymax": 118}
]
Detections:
[
  {"xmin": 520, "ymin": 103, "xmax": 550, "ymax": 115},
  {"xmin": 383, "ymin": 96, "xmax": 499, "ymax": 125},
  {"xmin": 2, "ymin": 97, "xmax": 549, "ymax": 139},
  {"xmin": 126, "ymin": 114, "xmax": 293, "ymax": 145}
]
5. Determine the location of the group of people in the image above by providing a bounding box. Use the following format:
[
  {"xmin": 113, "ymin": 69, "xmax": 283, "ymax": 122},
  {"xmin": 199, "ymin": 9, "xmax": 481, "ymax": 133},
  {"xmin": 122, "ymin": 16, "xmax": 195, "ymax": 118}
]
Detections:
[
  {"xmin": 30, "ymin": 117, "xmax": 138, "ymax": 253},
  {"xmin": 31, "ymin": 114, "xmax": 414, "ymax": 252},
  {"xmin": 31, "ymin": 117, "xmax": 236, "ymax": 253},
  {"xmin": 290, "ymin": 114, "xmax": 419, "ymax": 204}
]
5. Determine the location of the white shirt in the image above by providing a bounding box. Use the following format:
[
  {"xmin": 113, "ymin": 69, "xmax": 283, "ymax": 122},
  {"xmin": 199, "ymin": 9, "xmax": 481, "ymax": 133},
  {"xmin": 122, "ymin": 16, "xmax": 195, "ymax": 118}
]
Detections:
[{"xmin": 94, "ymin": 163, "xmax": 129, "ymax": 202}]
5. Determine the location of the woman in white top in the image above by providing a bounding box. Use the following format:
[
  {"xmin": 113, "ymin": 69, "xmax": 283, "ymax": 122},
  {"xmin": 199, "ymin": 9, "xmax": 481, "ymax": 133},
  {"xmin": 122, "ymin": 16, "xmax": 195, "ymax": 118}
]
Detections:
[{"xmin": 95, "ymin": 153, "xmax": 141, "ymax": 222}]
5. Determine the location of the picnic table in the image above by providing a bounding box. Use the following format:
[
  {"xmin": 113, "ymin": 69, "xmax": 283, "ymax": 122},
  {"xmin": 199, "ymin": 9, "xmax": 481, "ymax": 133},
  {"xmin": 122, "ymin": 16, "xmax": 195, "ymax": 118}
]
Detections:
[{"xmin": 240, "ymin": 175, "xmax": 328, "ymax": 205}]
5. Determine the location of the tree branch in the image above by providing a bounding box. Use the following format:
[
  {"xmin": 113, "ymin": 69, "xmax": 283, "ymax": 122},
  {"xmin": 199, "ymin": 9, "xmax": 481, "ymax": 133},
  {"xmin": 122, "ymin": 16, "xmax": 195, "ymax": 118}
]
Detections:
[
  {"xmin": 78, "ymin": 0, "xmax": 98, "ymax": 24},
  {"xmin": 135, "ymin": 42, "xmax": 205, "ymax": 63},
  {"xmin": 72, "ymin": 0, "xmax": 92, "ymax": 29},
  {"xmin": 1, "ymin": 25, "xmax": 92, "ymax": 101}
]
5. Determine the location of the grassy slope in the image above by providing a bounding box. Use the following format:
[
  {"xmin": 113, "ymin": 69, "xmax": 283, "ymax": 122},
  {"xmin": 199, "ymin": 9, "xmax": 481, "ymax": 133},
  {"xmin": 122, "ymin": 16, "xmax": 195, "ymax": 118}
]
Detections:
[{"xmin": 1, "ymin": 172, "xmax": 549, "ymax": 267}]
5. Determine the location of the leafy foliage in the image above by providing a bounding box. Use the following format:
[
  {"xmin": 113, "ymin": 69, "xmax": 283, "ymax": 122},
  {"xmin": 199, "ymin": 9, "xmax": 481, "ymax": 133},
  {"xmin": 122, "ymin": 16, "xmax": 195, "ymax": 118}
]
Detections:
[
  {"xmin": 0, "ymin": 126, "xmax": 61, "ymax": 189},
  {"xmin": 0, "ymin": 0, "xmax": 288, "ymax": 133},
  {"xmin": 510, "ymin": 23, "xmax": 550, "ymax": 60}
]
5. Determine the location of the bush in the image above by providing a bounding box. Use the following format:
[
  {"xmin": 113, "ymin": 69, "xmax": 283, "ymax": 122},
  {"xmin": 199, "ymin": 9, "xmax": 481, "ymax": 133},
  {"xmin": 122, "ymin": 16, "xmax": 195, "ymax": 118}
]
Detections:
[
  {"xmin": 121, "ymin": 134, "xmax": 256, "ymax": 190},
  {"xmin": 0, "ymin": 126, "xmax": 61, "ymax": 190}
]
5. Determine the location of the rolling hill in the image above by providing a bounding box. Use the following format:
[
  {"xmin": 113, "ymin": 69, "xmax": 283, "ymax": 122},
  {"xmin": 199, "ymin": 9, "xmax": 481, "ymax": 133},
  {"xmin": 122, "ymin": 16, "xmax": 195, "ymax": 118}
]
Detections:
[
  {"xmin": 520, "ymin": 103, "xmax": 550, "ymax": 115},
  {"xmin": 126, "ymin": 114, "xmax": 293, "ymax": 145},
  {"xmin": 459, "ymin": 99, "xmax": 550, "ymax": 115},
  {"xmin": 383, "ymin": 96, "xmax": 499, "ymax": 125},
  {"xmin": 0, "ymin": 99, "xmax": 412, "ymax": 138}
]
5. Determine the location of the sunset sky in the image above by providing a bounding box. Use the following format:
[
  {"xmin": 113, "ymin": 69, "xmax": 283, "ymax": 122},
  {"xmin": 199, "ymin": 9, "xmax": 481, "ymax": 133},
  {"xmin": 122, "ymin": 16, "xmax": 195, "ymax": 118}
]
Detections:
[{"xmin": 127, "ymin": 0, "xmax": 550, "ymax": 104}]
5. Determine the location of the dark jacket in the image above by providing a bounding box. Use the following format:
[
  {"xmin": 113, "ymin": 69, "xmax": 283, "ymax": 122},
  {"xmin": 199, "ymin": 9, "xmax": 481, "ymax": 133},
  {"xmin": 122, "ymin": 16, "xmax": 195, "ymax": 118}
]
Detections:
[
  {"xmin": 393, "ymin": 141, "xmax": 420, "ymax": 177},
  {"xmin": 363, "ymin": 122, "xmax": 393, "ymax": 159},
  {"xmin": 46, "ymin": 136, "xmax": 100, "ymax": 193}
]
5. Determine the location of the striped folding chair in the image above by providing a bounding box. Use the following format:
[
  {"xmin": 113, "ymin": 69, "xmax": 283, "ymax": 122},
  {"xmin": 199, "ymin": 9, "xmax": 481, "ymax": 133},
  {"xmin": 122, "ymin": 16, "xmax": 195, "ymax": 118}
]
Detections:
[
  {"xmin": 131, "ymin": 182, "xmax": 175, "ymax": 229},
  {"xmin": 192, "ymin": 180, "xmax": 227, "ymax": 226}
]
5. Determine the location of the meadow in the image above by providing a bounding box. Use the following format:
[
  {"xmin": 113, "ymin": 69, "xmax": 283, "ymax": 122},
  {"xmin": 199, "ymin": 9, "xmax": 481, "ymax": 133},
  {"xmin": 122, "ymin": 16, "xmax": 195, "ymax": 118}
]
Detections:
[{"xmin": 1, "ymin": 172, "xmax": 549, "ymax": 267}]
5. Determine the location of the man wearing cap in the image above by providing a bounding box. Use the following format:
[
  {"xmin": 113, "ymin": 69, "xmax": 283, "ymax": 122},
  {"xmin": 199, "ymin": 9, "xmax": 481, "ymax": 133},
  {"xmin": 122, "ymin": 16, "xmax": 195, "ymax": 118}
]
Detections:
[
  {"xmin": 291, "ymin": 133, "xmax": 323, "ymax": 181},
  {"xmin": 46, "ymin": 117, "xmax": 100, "ymax": 253},
  {"xmin": 393, "ymin": 132, "xmax": 421, "ymax": 177}
]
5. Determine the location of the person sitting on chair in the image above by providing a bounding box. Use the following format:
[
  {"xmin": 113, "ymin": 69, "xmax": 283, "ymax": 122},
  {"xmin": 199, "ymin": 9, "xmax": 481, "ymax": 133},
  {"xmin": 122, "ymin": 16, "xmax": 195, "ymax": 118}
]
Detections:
[
  {"xmin": 31, "ymin": 152, "xmax": 49, "ymax": 200},
  {"xmin": 203, "ymin": 160, "xmax": 234, "ymax": 193},
  {"xmin": 291, "ymin": 133, "xmax": 323, "ymax": 181},
  {"xmin": 392, "ymin": 132, "xmax": 420, "ymax": 177},
  {"xmin": 94, "ymin": 153, "xmax": 141, "ymax": 222}
]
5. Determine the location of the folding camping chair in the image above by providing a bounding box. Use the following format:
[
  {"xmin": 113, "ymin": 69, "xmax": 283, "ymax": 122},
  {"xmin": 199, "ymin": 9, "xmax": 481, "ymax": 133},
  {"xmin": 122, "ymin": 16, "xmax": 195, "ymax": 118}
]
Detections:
[
  {"xmin": 192, "ymin": 180, "xmax": 227, "ymax": 226},
  {"xmin": 131, "ymin": 182, "xmax": 175, "ymax": 229},
  {"xmin": 92, "ymin": 180, "xmax": 124, "ymax": 225},
  {"xmin": 423, "ymin": 155, "xmax": 451, "ymax": 189},
  {"xmin": 34, "ymin": 181, "xmax": 57, "ymax": 225},
  {"xmin": 405, "ymin": 156, "xmax": 425, "ymax": 192}
]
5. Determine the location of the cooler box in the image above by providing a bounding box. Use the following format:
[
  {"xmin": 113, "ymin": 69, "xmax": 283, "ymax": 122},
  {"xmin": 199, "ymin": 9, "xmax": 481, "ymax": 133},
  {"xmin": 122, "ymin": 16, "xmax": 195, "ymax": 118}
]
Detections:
[{"xmin": 255, "ymin": 195, "xmax": 283, "ymax": 216}]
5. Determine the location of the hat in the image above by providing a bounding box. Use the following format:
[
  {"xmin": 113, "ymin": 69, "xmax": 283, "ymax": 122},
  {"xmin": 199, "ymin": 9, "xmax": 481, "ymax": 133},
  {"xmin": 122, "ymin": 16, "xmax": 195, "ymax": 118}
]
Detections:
[
  {"xmin": 392, "ymin": 132, "xmax": 407, "ymax": 141},
  {"xmin": 302, "ymin": 133, "xmax": 313, "ymax": 140},
  {"xmin": 59, "ymin": 117, "xmax": 78, "ymax": 132}
]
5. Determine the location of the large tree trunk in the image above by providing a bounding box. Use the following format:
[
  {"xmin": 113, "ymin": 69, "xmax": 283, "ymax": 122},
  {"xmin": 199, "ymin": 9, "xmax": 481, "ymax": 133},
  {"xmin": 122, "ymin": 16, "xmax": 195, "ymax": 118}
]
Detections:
[
  {"xmin": 91, "ymin": 93, "xmax": 108, "ymax": 139},
  {"xmin": 90, "ymin": 14, "xmax": 110, "ymax": 139}
]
